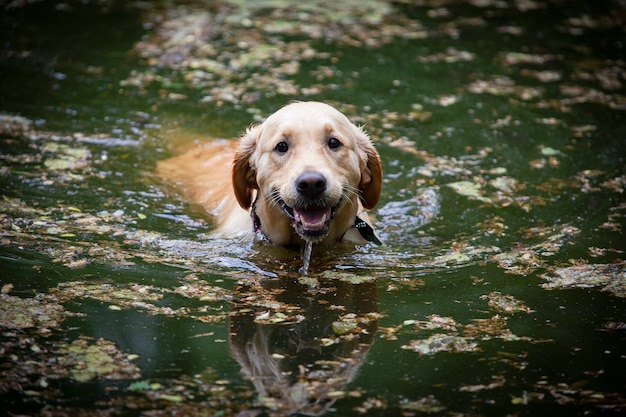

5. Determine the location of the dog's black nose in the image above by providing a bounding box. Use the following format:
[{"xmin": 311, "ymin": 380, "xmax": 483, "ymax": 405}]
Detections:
[{"xmin": 296, "ymin": 171, "xmax": 327, "ymax": 199}]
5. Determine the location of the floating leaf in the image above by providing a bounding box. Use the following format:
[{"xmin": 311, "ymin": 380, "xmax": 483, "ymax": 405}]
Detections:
[
  {"xmin": 540, "ymin": 260, "xmax": 626, "ymax": 297},
  {"xmin": 0, "ymin": 293, "xmax": 65, "ymax": 333},
  {"xmin": 129, "ymin": 380, "xmax": 152, "ymax": 391},
  {"xmin": 447, "ymin": 180, "xmax": 485, "ymax": 200},
  {"xmin": 540, "ymin": 146, "xmax": 560, "ymax": 156},
  {"xmin": 481, "ymin": 292, "xmax": 535, "ymax": 314},
  {"xmin": 400, "ymin": 395, "xmax": 446, "ymax": 413},
  {"xmin": 332, "ymin": 319, "xmax": 358, "ymax": 335},
  {"xmin": 401, "ymin": 334, "xmax": 478, "ymax": 355},
  {"xmin": 57, "ymin": 337, "xmax": 141, "ymax": 382}
]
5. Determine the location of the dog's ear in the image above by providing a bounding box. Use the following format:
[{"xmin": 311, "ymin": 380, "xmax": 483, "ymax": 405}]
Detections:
[
  {"xmin": 356, "ymin": 127, "xmax": 383, "ymax": 209},
  {"xmin": 232, "ymin": 125, "xmax": 260, "ymax": 209}
]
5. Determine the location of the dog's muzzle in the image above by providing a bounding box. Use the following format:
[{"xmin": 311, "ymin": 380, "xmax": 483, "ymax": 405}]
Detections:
[
  {"xmin": 279, "ymin": 171, "xmax": 340, "ymax": 241},
  {"xmin": 280, "ymin": 200, "xmax": 339, "ymax": 241}
]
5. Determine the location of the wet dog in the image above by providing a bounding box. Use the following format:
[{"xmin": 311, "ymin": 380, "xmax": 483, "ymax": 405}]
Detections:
[{"xmin": 156, "ymin": 101, "xmax": 382, "ymax": 247}]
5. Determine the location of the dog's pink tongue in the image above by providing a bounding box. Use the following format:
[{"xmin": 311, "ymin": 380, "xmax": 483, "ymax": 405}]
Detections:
[{"xmin": 294, "ymin": 206, "xmax": 331, "ymax": 230}]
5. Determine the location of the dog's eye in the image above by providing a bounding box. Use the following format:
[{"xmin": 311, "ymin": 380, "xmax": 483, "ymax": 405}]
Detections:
[
  {"xmin": 328, "ymin": 137, "xmax": 342, "ymax": 149},
  {"xmin": 275, "ymin": 141, "xmax": 289, "ymax": 153}
]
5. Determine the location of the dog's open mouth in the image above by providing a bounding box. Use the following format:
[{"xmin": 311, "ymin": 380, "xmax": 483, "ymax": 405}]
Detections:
[{"xmin": 280, "ymin": 200, "xmax": 338, "ymax": 241}]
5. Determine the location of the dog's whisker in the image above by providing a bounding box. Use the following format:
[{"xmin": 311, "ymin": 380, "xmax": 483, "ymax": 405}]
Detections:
[
  {"xmin": 341, "ymin": 185, "xmax": 360, "ymax": 207},
  {"xmin": 267, "ymin": 189, "xmax": 282, "ymax": 210},
  {"xmin": 343, "ymin": 184, "xmax": 359, "ymax": 196}
]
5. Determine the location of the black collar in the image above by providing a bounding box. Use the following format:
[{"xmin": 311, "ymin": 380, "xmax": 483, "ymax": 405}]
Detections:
[
  {"xmin": 251, "ymin": 200, "xmax": 269, "ymax": 242},
  {"xmin": 354, "ymin": 216, "xmax": 382, "ymax": 245}
]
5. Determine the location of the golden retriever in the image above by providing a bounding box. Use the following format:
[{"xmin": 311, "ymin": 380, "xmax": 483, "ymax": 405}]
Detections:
[{"xmin": 156, "ymin": 101, "xmax": 383, "ymax": 247}]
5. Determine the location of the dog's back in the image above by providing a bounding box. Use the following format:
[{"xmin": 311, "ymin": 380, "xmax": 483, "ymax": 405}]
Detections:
[{"xmin": 156, "ymin": 140, "xmax": 252, "ymax": 237}]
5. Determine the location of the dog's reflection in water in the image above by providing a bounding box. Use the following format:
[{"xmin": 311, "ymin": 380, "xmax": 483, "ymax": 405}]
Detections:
[{"xmin": 229, "ymin": 276, "xmax": 378, "ymax": 416}]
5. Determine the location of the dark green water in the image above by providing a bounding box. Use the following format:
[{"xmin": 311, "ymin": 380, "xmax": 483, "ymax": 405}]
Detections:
[{"xmin": 1, "ymin": 1, "xmax": 625, "ymax": 416}]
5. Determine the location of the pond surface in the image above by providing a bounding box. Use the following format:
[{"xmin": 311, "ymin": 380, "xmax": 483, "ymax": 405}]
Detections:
[{"xmin": 1, "ymin": 0, "xmax": 625, "ymax": 416}]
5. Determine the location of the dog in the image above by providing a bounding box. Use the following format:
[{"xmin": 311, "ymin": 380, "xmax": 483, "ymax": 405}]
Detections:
[{"xmin": 156, "ymin": 101, "xmax": 383, "ymax": 247}]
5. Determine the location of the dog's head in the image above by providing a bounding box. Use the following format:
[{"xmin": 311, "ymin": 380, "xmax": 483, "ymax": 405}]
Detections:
[{"xmin": 232, "ymin": 102, "xmax": 382, "ymax": 245}]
